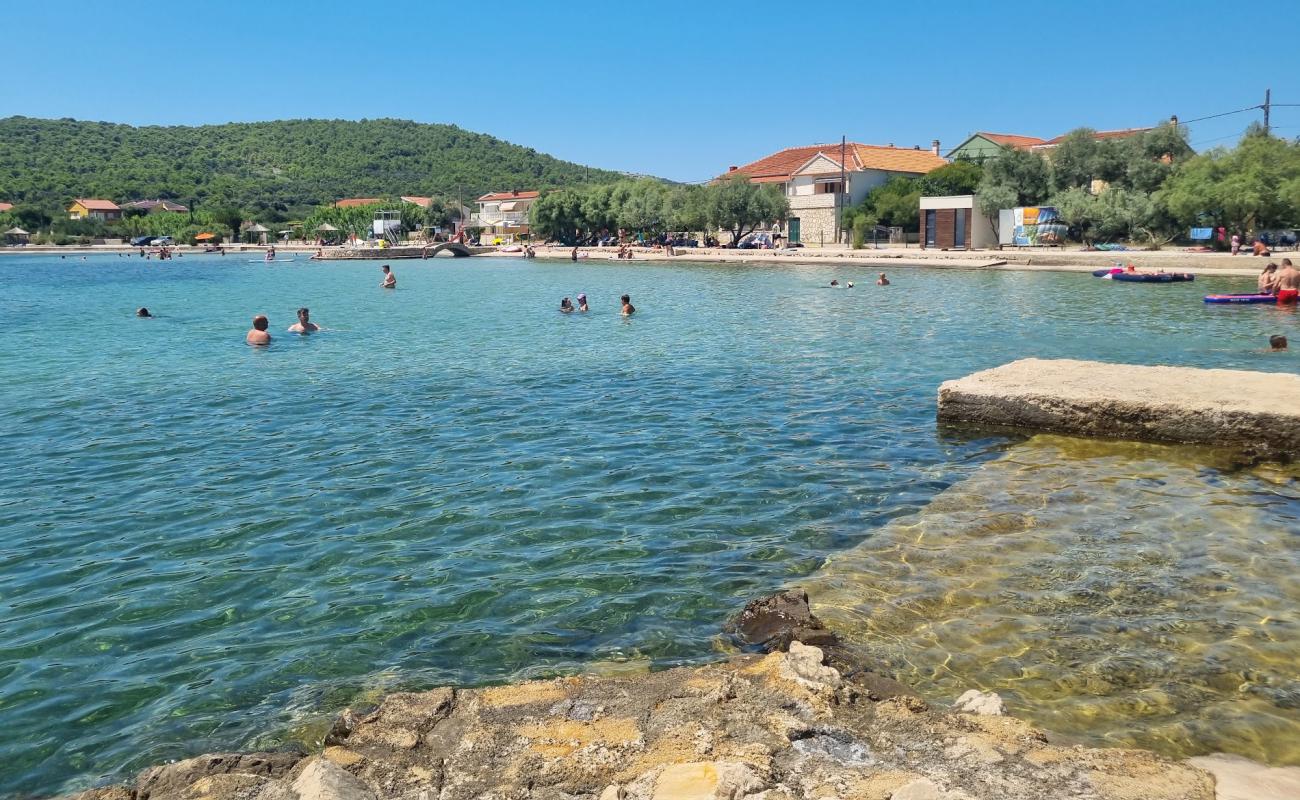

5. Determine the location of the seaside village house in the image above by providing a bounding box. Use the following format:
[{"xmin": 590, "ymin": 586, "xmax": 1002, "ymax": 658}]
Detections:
[
  {"xmin": 67, "ymin": 198, "xmax": 121, "ymax": 221},
  {"xmin": 723, "ymin": 141, "xmax": 948, "ymax": 246},
  {"xmin": 120, "ymin": 199, "xmax": 189, "ymax": 214},
  {"xmin": 946, "ymin": 125, "xmax": 1158, "ymax": 192},
  {"xmin": 473, "ymin": 190, "xmax": 539, "ymax": 244}
]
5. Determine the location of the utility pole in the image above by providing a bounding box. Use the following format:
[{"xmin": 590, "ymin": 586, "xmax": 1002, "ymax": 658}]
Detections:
[
  {"xmin": 1264, "ymin": 88, "xmax": 1271, "ymax": 135},
  {"xmin": 838, "ymin": 135, "xmax": 847, "ymax": 246}
]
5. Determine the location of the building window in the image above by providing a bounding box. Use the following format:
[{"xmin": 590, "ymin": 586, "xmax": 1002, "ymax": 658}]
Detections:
[{"xmin": 816, "ymin": 181, "xmax": 843, "ymax": 194}]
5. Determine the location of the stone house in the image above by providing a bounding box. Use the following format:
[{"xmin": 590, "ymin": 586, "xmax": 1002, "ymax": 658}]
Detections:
[{"xmin": 723, "ymin": 142, "xmax": 948, "ymax": 247}]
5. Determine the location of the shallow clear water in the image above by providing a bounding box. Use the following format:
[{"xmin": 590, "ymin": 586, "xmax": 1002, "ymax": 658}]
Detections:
[
  {"xmin": 0, "ymin": 254, "xmax": 1296, "ymax": 795},
  {"xmin": 809, "ymin": 435, "xmax": 1300, "ymax": 765}
]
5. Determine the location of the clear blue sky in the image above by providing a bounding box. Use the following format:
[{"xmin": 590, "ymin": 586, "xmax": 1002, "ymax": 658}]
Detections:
[{"xmin": 2, "ymin": 0, "xmax": 1295, "ymax": 182}]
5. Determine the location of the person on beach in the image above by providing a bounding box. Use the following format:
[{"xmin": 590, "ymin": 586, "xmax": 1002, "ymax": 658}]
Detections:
[
  {"xmin": 287, "ymin": 307, "xmax": 320, "ymax": 333},
  {"xmin": 246, "ymin": 315, "xmax": 271, "ymax": 346},
  {"xmin": 1258, "ymin": 263, "xmax": 1279, "ymax": 294},
  {"xmin": 560, "ymin": 297, "xmax": 575, "ymax": 313},
  {"xmin": 1274, "ymin": 259, "xmax": 1299, "ymax": 304},
  {"xmin": 577, "ymin": 293, "xmax": 589, "ymax": 312},
  {"xmin": 877, "ymin": 273, "xmax": 890, "ymax": 286},
  {"xmin": 1253, "ymin": 239, "xmax": 1271, "ymax": 257},
  {"xmin": 1269, "ymin": 335, "xmax": 1288, "ymax": 351},
  {"xmin": 1231, "ymin": 233, "xmax": 1241, "ymax": 255},
  {"xmin": 136, "ymin": 307, "xmax": 152, "ymax": 318},
  {"xmin": 571, "ymin": 247, "xmax": 579, "ymax": 262},
  {"xmin": 621, "ymin": 294, "xmax": 635, "ymax": 316},
  {"xmin": 381, "ymin": 265, "xmax": 396, "ymax": 289}
]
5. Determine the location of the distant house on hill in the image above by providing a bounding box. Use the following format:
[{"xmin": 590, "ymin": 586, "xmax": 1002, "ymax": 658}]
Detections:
[
  {"xmin": 945, "ymin": 133, "xmax": 1047, "ymax": 161},
  {"xmin": 722, "ymin": 141, "xmax": 948, "ymax": 246},
  {"xmin": 334, "ymin": 198, "xmax": 383, "ymax": 208},
  {"xmin": 68, "ymin": 199, "xmax": 121, "ymax": 221},
  {"xmin": 947, "ymin": 127, "xmax": 1155, "ymax": 161},
  {"xmin": 0, "ymin": 202, "xmax": 13, "ymax": 213},
  {"xmin": 400, "ymin": 196, "xmax": 432, "ymax": 208},
  {"xmin": 121, "ymin": 199, "xmax": 189, "ymax": 214}
]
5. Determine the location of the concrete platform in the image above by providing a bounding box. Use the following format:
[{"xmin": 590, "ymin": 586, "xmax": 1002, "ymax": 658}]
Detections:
[{"xmin": 937, "ymin": 358, "xmax": 1300, "ymax": 457}]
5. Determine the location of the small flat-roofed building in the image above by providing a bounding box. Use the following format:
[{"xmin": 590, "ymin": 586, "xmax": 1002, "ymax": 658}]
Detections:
[{"xmin": 919, "ymin": 195, "xmax": 998, "ymax": 250}]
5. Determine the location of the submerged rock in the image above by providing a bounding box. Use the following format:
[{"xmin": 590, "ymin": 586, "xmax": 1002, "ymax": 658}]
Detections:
[
  {"xmin": 722, "ymin": 589, "xmax": 838, "ymax": 652},
  {"xmin": 952, "ymin": 690, "xmax": 1005, "ymax": 717}
]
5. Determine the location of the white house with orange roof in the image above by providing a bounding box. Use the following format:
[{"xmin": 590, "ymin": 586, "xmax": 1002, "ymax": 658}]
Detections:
[
  {"xmin": 472, "ymin": 190, "xmax": 539, "ymax": 242},
  {"xmin": 724, "ymin": 141, "xmax": 948, "ymax": 246}
]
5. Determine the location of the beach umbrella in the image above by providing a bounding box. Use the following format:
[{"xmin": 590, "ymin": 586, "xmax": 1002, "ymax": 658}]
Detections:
[
  {"xmin": 245, "ymin": 223, "xmax": 269, "ymax": 233},
  {"xmin": 315, "ymin": 223, "xmax": 339, "ymax": 232},
  {"xmin": 194, "ymin": 232, "xmax": 216, "ymax": 241},
  {"xmin": 4, "ymin": 227, "xmax": 29, "ymax": 235}
]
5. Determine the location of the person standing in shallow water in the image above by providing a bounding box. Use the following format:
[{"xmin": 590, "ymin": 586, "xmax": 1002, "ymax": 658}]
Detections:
[
  {"xmin": 381, "ymin": 265, "xmax": 396, "ymax": 289},
  {"xmin": 136, "ymin": 307, "xmax": 152, "ymax": 318},
  {"xmin": 287, "ymin": 307, "xmax": 320, "ymax": 333},
  {"xmin": 877, "ymin": 273, "xmax": 890, "ymax": 286},
  {"xmin": 246, "ymin": 315, "xmax": 271, "ymax": 346},
  {"xmin": 621, "ymin": 294, "xmax": 635, "ymax": 315}
]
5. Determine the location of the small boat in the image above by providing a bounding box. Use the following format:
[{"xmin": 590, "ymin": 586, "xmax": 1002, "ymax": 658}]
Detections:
[
  {"xmin": 248, "ymin": 258, "xmax": 296, "ymax": 263},
  {"xmin": 1204, "ymin": 293, "xmax": 1276, "ymax": 304}
]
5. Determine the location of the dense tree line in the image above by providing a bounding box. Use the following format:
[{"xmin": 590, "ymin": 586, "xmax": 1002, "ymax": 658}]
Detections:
[
  {"xmin": 527, "ymin": 175, "xmax": 787, "ymax": 245},
  {"xmin": 0, "ymin": 116, "xmax": 626, "ymax": 226}
]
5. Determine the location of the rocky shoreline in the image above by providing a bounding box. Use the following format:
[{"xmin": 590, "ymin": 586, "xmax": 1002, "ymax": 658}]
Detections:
[{"xmin": 53, "ymin": 591, "xmax": 1297, "ymax": 800}]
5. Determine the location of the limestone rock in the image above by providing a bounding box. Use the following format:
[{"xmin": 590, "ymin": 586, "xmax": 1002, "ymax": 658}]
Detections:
[
  {"xmin": 61, "ymin": 788, "xmax": 135, "ymax": 800},
  {"xmin": 952, "ymin": 689, "xmax": 1004, "ymax": 716},
  {"xmin": 889, "ymin": 778, "xmax": 968, "ymax": 800},
  {"xmin": 780, "ymin": 641, "xmax": 842, "ymax": 692},
  {"xmin": 134, "ymin": 751, "xmax": 305, "ymax": 800},
  {"xmin": 651, "ymin": 762, "xmax": 765, "ymax": 800},
  {"xmin": 1186, "ymin": 753, "xmax": 1300, "ymax": 800},
  {"xmin": 291, "ymin": 758, "xmax": 375, "ymax": 800},
  {"xmin": 723, "ymin": 589, "xmax": 838, "ymax": 652}
]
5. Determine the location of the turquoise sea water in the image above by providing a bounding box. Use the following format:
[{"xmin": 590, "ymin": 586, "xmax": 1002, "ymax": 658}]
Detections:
[{"xmin": 0, "ymin": 254, "xmax": 1297, "ymax": 795}]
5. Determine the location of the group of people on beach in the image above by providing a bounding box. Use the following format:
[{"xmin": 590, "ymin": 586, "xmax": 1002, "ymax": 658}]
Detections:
[{"xmin": 1257, "ymin": 258, "xmax": 1300, "ymax": 303}]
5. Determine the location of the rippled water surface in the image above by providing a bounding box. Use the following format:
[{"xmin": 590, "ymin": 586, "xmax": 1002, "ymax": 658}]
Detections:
[
  {"xmin": 0, "ymin": 254, "xmax": 1297, "ymax": 795},
  {"xmin": 810, "ymin": 435, "xmax": 1300, "ymax": 765}
]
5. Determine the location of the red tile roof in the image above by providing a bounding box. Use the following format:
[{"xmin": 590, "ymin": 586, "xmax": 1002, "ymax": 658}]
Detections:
[
  {"xmin": 72, "ymin": 198, "xmax": 120, "ymax": 211},
  {"xmin": 1037, "ymin": 127, "xmax": 1152, "ymax": 147},
  {"xmin": 477, "ymin": 190, "xmax": 540, "ymax": 202},
  {"xmin": 726, "ymin": 143, "xmax": 947, "ymax": 182},
  {"xmin": 976, "ymin": 132, "xmax": 1047, "ymax": 150},
  {"xmin": 334, "ymin": 198, "xmax": 382, "ymax": 208},
  {"xmin": 400, "ymin": 196, "xmax": 432, "ymax": 208},
  {"xmin": 0, "ymin": 202, "xmax": 12, "ymax": 212}
]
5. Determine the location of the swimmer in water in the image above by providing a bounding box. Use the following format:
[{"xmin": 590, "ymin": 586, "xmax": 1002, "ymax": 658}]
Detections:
[
  {"xmin": 621, "ymin": 294, "xmax": 635, "ymax": 315},
  {"xmin": 1271, "ymin": 335, "xmax": 1288, "ymax": 351},
  {"xmin": 246, "ymin": 314, "xmax": 271, "ymax": 346},
  {"xmin": 560, "ymin": 297, "xmax": 575, "ymax": 313},
  {"xmin": 876, "ymin": 273, "xmax": 890, "ymax": 286},
  {"xmin": 136, "ymin": 307, "xmax": 152, "ymax": 318},
  {"xmin": 846, "ymin": 281, "xmax": 854, "ymax": 288},
  {"xmin": 381, "ymin": 265, "xmax": 396, "ymax": 289},
  {"xmin": 577, "ymin": 293, "xmax": 589, "ymax": 312},
  {"xmin": 830, "ymin": 279, "xmax": 839, "ymax": 287},
  {"xmin": 287, "ymin": 307, "xmax": 320, "ymax": 333}
]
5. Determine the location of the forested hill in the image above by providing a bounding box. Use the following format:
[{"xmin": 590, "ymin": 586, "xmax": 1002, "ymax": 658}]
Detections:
[{"xmin": 0, "ymin": 116, "xmax": 628, "ymax": 215}]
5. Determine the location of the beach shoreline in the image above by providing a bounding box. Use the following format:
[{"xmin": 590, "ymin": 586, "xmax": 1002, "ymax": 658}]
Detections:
[{"xmin": 0, "ymin": 242, "xmax": 1276, "ymax": 277}]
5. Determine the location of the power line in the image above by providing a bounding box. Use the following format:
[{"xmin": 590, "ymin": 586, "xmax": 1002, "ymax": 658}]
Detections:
[{"xmin": 1177, "ymin": 105, "xmax": 1262, "ymax": 125}]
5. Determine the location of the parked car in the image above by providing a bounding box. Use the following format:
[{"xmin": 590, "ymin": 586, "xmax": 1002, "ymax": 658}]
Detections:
[
  {"xmin": 129, "ymin": 236, "xmax": 157, "ymax": 247},
  {"xmin": 153, "ymin": 236, "xmax": 174, "ymax": 246}
]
